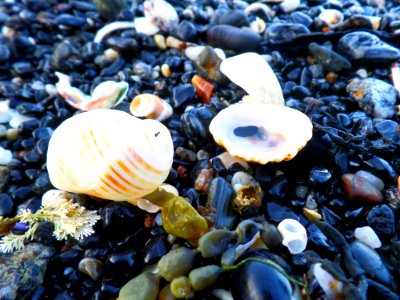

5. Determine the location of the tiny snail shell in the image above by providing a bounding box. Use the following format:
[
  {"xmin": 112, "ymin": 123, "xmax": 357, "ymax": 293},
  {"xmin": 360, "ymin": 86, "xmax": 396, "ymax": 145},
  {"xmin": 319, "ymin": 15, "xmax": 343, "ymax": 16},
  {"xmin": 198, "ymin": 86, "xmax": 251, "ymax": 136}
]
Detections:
[
  {"xmin": 130, "ymin": 94, "xmax": 173, "ymax": 122},
  {"xmin": 277, "ymin": 219, "xmax": 307, "ymax": 254},
  {"xmin": 46, "ymin": 109, "xmax": 174, "ymax": 202}
]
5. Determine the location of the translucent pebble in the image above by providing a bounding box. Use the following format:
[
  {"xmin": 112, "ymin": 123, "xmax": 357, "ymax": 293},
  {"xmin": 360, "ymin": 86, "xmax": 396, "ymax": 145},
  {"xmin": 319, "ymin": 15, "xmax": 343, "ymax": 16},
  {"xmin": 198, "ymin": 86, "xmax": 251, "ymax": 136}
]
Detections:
[
  {"xmin": 189, "ymin": 265, "xmax": 222, "ymax": 291},
  {"xmin": 170, "ymin": 276, "xmax": 192, "ymax": 298},
  {"xmin": 158, "ymin": 247, "xmax": 196, "ymax": 282},
  {"xmin": 118, "ymin": 271, "xmax": 161, "ymax": 300},
  {"xmin": 354, "ymin": 226, "xmax": 381, "ymax": 249},
  {"xmin": 162, "ymin": 196, "xmax": 208, "ymax": 241}
]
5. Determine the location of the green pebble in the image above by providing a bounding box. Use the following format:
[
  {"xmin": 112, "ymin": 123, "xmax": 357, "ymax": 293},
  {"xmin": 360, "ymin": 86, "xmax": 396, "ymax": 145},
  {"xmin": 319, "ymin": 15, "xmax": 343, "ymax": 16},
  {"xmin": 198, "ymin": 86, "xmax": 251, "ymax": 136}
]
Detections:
[
  {"xmin": 158, "ymin": 247, "xmax": 196, "ymax": 282},
  {"xmin": 170, "ymin": 276, "xmax": 192, "ymax": 298},
  {"xmin": 118, "ymin": 271, "xmax": 160, "ymax": 300},
  {"xmin": 189, "ymin": 265, "xmax": 222, "ymax": 291},
  {"xmin": 197, "ymin": 229, "xmax": 237, "ymax": 258}
]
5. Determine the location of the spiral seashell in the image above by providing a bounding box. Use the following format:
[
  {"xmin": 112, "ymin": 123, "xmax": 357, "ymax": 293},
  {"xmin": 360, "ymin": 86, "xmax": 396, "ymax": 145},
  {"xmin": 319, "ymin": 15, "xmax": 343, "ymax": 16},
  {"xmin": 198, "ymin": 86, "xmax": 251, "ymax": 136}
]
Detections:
[
  {"xmin": 46, "ymin": 109, "xmax": 174, "ymax": 202},
  {"xmin": 130, "ymin": 94, "xmax": 173, "ymax": 122}
]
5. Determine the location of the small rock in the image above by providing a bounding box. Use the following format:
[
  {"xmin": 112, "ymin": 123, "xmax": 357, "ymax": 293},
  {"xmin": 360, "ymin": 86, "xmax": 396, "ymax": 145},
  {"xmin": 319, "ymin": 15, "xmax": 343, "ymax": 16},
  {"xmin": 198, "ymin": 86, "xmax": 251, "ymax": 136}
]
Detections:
[
  {"xmin": 341, "ymin": 173, "xmax": 383, "ymax": 203},
  {"xmin": 172, "ymin": 84, "xmax": 196, "ymax": 108},
  {"xmin": 0, "ymin": 166, "xmax": 9, "ymax": 191},
  {"xmin": 175, "ymin": 20, "xmax": 197, "ymax": 41},
  {"xmin": 309, "ymin": 167, "xmax": 332, "ymax": 185},
  {"xmin": 354, "ymin": 170, "xmax": 384, "ymax": 191},
  {"xmin": 346, "ymin": 78, "xmax": 397, "ymax": 118},
  {"xmin": 354, "ymin": 226, "xmax": 381, "ymax": 249},
  {"xmin": 265, "ymin": 23, "xmax": 310, "ymax": 44},
  {"xmin": 367, "ymin": 204, "xmax": 396, "ymax": 238},
  {"xmin": 0, "ymin": 193, "xmax": 13, "ymax": 216},
  {"xmin": 337, "ymin": 31, "xmax": 400, "ymax": 64},
  {"xmin": 78, "ymin": 258, "xmax": 104, "ymax": 281},
  {"xmin": 0, "ymin": 243, "xmax": 54, "ymax": 299},
  {"xmin": 106, "ymin": 37, "xmax": 138, "ymax": 57},
  {"xmin": 0, "ymin": 147, "xmax": 12, "ymax": 165},
  {"xmin": 375, "ymin": 120, "xmax": 399, "ymax": 140},
  {"xmin": 308, "ymin": 43, "xmax": 352, "ymax": 72}
]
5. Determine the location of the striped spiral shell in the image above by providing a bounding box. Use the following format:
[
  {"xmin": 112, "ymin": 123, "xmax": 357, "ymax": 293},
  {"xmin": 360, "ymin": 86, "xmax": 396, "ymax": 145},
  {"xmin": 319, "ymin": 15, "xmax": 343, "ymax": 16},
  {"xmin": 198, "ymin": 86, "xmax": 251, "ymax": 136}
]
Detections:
[{"xmin": 46, "ymin": 109, "xmax": 174, "ymax": 201}]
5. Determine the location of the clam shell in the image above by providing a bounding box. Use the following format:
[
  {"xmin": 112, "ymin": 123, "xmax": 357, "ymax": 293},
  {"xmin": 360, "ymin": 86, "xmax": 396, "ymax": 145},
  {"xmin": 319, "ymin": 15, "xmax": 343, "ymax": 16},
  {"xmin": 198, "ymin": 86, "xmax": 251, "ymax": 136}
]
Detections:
[
  {"xmin": 220, "ymin": 52, "xmax": 284, "ymax": 105},
  {"xmin": 46, "ymin": 109, "xmax": 173, "ymax": 201},
  {"xmin": 130, "ymin": 94, "xmax": 173, "ymax": 122},
  {"xmin": 209, "ymin": 103, "xmax": 313, "ymax": 164}
]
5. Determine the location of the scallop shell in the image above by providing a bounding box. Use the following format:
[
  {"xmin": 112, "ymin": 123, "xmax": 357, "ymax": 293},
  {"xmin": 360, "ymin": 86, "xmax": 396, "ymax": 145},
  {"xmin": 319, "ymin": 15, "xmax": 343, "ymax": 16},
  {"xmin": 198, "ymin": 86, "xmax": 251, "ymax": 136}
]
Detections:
[
  {"xmin": 46, "ymin": 109, "xmax": 173, "ymax": 201},
  {"xmin": 220, "ymin": 52, "xmax": 284, "ymax": 105},
  {"xmin": 209, "ymin": 103, "xmax": 313, "ymax": 164},
  {"xmin": 130, "ymin": 94, "xmax": 173, "ymax": 122}
]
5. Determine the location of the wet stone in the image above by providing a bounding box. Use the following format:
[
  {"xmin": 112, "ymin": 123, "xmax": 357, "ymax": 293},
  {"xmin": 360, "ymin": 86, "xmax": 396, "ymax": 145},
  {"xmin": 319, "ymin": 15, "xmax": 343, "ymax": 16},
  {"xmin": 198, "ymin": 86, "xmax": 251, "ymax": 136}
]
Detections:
[
  {"xmin": 78, "ymin": 258, "xmax": 104, "ymax": 281},
  {"xmin": 16, "ymin": 103, "xmax": 45, "ymax": 117},
  {"xmin": 18, "ymin": 118, "xmax": 39, "ymax": 136},
  {"xmin": 266, "ymin": 201, "xmax": 300, "ymax": 223},
  {"xmin": 175, "ymin": 20, "xmax": 197, "ymax": 42},
  {"xmin": 106, "ymin": 37, "xmax": 138, "ymax": 58},
  {"xmin": 55, "ymin": 14, "xmax": 86, "ymax": 28},
  {"xmin": 309, "ymin": 167, "xmax": 332, "ymax": 185},
  {"xmin": 341, "ymin": 173, "xmax": 383, "ymax": 203},
  {"xmin": 0, "ymin": 45, "xmax": 10, "ymax": 63},
  {"xmin": 367, "ymin": 204, "xmax": 396, "ymax": 238},
  {"xmin": 375, "ymin": 120, "xmax": 399, "ymax": 141},
  {"xmin": 346, "ymin": 78, "xmax": 397, "ymax": 119},
  {"xmin": 12, "ymin": 62, "xmax": 33, "ymax": 75},
  {"xmin": 265, "ymin": 23, "xmax": 310, "ymax": 44},
  {"xmin": 0, "ymin": 166, "xmax": 9, "ymax": 192},
  {"xmin": 172, "ymin": 84, "xmax": 196, "ymax": 108},
  {"xmin": 337, "ymin": 31, "xmax": 400, "ymax": 64},
  {"xmin": 308, "ymin": 43, "xmax": 352, "ymax": 72},
  {"xmin": 0, "ymin": 193, "xmax": 13, "ymax": 217},
  {"xmin": 143, "ymin": 236, "xmax": 170, "ymax": 264},
  {"xmin": 0, "ymin": 244, "xmax": 54, "ymax": 299}
]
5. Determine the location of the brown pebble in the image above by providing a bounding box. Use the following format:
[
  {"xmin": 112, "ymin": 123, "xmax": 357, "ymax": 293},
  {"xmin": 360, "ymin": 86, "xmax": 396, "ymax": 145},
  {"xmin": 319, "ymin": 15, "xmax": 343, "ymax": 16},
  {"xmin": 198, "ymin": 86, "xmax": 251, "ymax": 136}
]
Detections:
[
  {"xmin": 177, "ymin": 165, "xmax": 189, "ymax": 179},
  {"xmin": 341, "ymin": 173, "xmax": 383, "ymax": 203},
  {"xmin": 194, "ymin": 168, "xmax": 214, "ymax": 194}
]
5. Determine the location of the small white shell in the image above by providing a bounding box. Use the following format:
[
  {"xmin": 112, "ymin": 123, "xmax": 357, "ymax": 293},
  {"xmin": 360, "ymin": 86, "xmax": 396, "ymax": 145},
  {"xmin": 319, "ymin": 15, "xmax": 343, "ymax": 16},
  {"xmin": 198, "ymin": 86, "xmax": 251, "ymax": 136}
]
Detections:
[
  {"xmin": 130, "ymin": 94, "xmax": 173, "ymax": 122},
  {"xmin": 94, "ymin": 21, "xmax": 136, "ymax": 44},
  {"xmin": 46, "ymin": 110, "xmax": 174, "ymax": 202},
  {"xmin": 144, "ymin": 0, "xmax": 179, "ymax": 32},
  {"xmin": 354, "ymin": 226, "xmax": 381, "ymax": 249},
  {"xmin": 209, "ymin": 103, "xmax": 313, "ymax": 164},
  {"xmin": 220, "ymin": 52, "xmax": 284, "ymax": 105},
  {"xmin": 55, "ymin": 72, "xmax": 128, "ymax": 111},
  {"xmin": 134, "ymin": 17, "xmax": 160, "ymax": 36},
  {"xmin": 318, "ymin": 9, "xmax": 344, "ymax": 28},
  {"xmin": 277, "ymin": 219, "xmax": 307, "ymax": 254},
  {"xmin": 312, "ymin": 263, "xmax": 344, "ymax": 300}
]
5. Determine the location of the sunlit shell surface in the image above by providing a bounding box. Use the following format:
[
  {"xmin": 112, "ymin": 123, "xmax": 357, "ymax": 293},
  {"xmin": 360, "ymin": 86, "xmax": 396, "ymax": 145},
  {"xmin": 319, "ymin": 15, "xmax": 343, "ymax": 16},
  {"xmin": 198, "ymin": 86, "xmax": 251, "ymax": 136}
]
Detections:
[
  {"xmin": 130, "ymin": 94, "xmax": 173, "ymax": 122},
  {"xmin": 46, "ymin": 109, "xmax": 173, "ymax": 201},
  {"xmin": 143, "ymin": 0, "xmax": 179, "ymax": 32},
  {"xmin": 220, "ymin": 52, "xmax": 284, "ymax": 105},
  {"xmin": 209, "ymin": 103, "xmax": 313, "ymax": 164}
]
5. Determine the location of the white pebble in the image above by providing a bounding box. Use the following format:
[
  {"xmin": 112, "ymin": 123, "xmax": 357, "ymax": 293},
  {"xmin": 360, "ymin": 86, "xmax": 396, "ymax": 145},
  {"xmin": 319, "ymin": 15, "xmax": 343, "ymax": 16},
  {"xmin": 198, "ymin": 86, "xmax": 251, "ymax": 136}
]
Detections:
[
  {"xmin": 277, "ymin": 219, "xmax": 308, "ymax": 254},
  {"xmin": 134, "ymin": 17, "xmax": 160, "ymax": 36},
  {"xmin": 280, "ymin": 0, "xmax": 300, "ymax": 12},
  {"xmin": 9, "ymin": 111, "xmax": 35, "ymax": 128},
  {"xmin": 0, "ymin": 147, "xmax": 12, "ymax": 165},
  {"xmin": 354, "ymin": 226, "xmax": 381, "ymax": 249},
  {"xmin": 0, "ymin": 102, "xmax": 11, "ymax": 123}
]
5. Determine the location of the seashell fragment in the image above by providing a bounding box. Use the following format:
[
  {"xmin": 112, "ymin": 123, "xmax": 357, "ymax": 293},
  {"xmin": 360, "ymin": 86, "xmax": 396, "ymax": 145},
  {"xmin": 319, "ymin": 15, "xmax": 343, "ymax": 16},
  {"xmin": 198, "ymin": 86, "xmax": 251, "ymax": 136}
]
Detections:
[
  {"xmin": 318, "ymin": 9, "xmax": 344, "ymax": 28},
  {"xmin": 191, "ymin": 75, "xmax": 214, "ymax": 104},
  {"xmin": 277, "ymin": 218, "xmax": 307, "ymax": 254},
  {"xmin": 312, "ymin": 263, "xmax": 344, "ymax": 300},
  {"xmin": 143, "ymin": 0, "xmax": 179, "ymax": 33},
  {"xmin": 220, "ymin": 52, "xmax": 284, "ymax": 105},
  {"xmin": 209, "ymin": 103, "xmax": 313, "ymax": 164},
  {"xmin": 94, "ymin": 21, "xmax": 136, "ymax": 43},
  {"xmin": 130, "ymin": 94, "xmax": 173, "ymax": 122},
  {"xmin": 134, "ymin": 17, "xmax": 160, "ymax": 36},
  {"xmin": 55, "ymin": 72, "xmax": 128, "ymax": 111},
  {"xmin": 46, "ymin": 109, "xmax": 173, "ymax": 202}
]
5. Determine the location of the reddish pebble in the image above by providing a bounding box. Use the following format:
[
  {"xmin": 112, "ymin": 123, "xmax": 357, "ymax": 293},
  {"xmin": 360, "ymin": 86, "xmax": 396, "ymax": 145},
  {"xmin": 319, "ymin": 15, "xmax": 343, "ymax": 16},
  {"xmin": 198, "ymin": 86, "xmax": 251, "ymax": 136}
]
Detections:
[
  {"xmin": 177, "ymin": 165, "xmax": 189, "ymax": 179},
  {"xmin": 191, "ymin": 75, "xmax": 214, "ymax": 104},
  {"xmin": 144, "ymin": 214, "xmax": 155, "ymax": 228},
  {"xmin": 341, "ymin": 173, "xmax": 383, "ymax": 203}
]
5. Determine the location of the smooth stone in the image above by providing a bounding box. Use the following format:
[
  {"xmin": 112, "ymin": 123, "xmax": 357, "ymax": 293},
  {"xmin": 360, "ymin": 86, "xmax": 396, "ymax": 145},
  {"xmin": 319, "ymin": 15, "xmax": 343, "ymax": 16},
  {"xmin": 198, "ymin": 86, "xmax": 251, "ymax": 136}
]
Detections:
[
  {"xmin": 0, "ymin": 147, "xmax": 12, "ymax": 165},
  {"xmin": 18, "ymin": 119, "xmax": 40, "ymax": 136},
  {"xmin": 354, "ymin": 170, "xmax": 384, "ymax": 191},
  {"xmin": 0, "ymin": 166, "xmax": 9, "ymax": 192},
  {"xmin": 16, "ymin": 103, "xmax": 45, "ymax": 117},
  {"xmin": 94, "ymin": 0, "xmax": 128, "ymax": 19},
  {"xmin": 0, "ymin": 193, "xmax": 13, "ymax": 216},
  {"xmin": 266, "ymin": 201, "xmax": 300, "ymax": 223},
  {"xmin": 207, "ymin": 25, "xmax": 262, "ymax": 52},
  {"xmin": 106, "ymin": 249, "xmax": 142, "ymax": 278},
  {"xmin": 213, "ymin": 9, "xmax": 249, "ymax": 27},
  {"xmin": 290, "ymin": 11, "xmax": 313, "ymax": 28},
  {"xmin": 21, "ymin": 138, "xmax": 35, "ymax": 149},
  {"xmin": 175, "ymin": 20, "xmax": 197, "ymax": 42},
  {"xmin": 341, "ymin": 174, "xmax": 383, "ymax": 203},
  {"xmin": 354, "ymin": 226, "xmax": 381, "ymax": 249},
  {"xmin": 32, "ymin": 127, "xmax": 53, "ymax": 140},
  {"xmin": 172, "ymin": 84, "xmax": 196, "ymax": 108},
  {"xmin": 143, "ymin": 236, "xmax": 170, "ymax": 264},
  {"xmin": 180, "ymin": 106, "xmax": 216, "ymax": 146},
  {"xmin": 0, "ymin": 45, "xmax": 10, "ymax": 63},
  {"xmin": 346, "ymin": 78, "xmax": 397, "ymax": 118},
  {"xmin": 308, "ymin": 43, "xmax": 352, "ymax": 72},
  {"xmin": 32, "ymin": 174, "xmax": 52, "ymax": 195},
  {"xmin": 35, "ymin": 137, "xmax": 51, "ymax": 156},
  {"xmin": 309, "ymin": 167, "xmax": 332, "ymax": 185},
  {"xmin": 358, "ymin": 155, "xmax": 398, "ymax": 183},
  {"xmin": 265, "ymin": 23, "xmax": 310, "ymax": 44},
  {"xmin": 269, "ymin": 176, "xmax": 289, "ymax": 200},
  {"xmin": 367, "ymin": 204, "xmax": 396, "ymax": 238},
  {"xmin": 0, "ymin": 243, "xmax": 54, "ymax": 299},
  {"xmin": 12, "ymin": 62, "xmax": 33, "ymax": 75},
  {"xmin": 350, "ymin": 241, "xmax": 394, "ymax": 288},
  {"xmin": 55, "ymin": 14, "xmax": 86, "ymax": 27},
  {"xmin": 375, "ymin": 120, "xmax": 399, "ymax": 140},
  {"xmin": 337, "ymin": 32, "xmax": 400, "ymax": 64},
  {"xmin": 106, "ymin": 37, "xmax": 138, "ymax": 57},
  {"xmin": 78, "ymin": 258, "xmax": 104, "ymax": 281}
]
